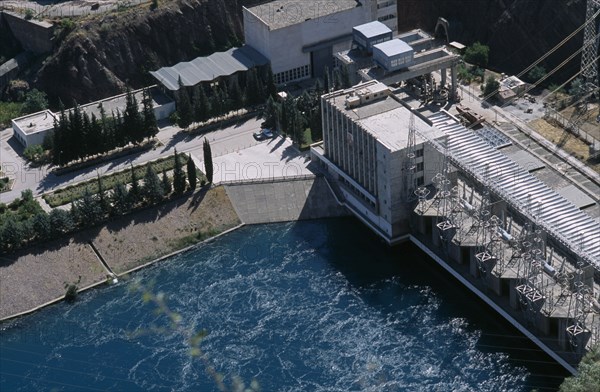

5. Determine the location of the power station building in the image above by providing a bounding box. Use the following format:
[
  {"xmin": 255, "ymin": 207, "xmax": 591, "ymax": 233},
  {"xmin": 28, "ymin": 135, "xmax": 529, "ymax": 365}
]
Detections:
[
  {"xmin": 311, "ymin": 81, "xmax": 446, "ymax": 242},
  {"xmin": 242, "ymin": 0, "xmax": 398, "ymax": 85}
]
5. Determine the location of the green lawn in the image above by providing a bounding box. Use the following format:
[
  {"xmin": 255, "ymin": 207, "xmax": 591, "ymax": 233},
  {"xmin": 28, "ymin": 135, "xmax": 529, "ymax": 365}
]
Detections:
[
  {"xmin": 299, "ymin": 129, "xmax": 314, "ymax": 150},
  {"xmin": 0, "ymin": 101, "xmax": 23, "ymax": 128}
]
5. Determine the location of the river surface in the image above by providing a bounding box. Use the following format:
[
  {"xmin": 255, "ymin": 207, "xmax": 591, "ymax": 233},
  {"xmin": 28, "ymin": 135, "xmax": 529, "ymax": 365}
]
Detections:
[{"xmin": 0, "ymin": 219, "xmax": 568, "ymax": 391}]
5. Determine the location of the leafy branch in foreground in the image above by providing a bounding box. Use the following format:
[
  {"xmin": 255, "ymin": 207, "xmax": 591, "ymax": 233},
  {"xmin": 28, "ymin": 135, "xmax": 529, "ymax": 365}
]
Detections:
[{"xmin": 130, "ymin": 282, "xmax": 260, "ymax": 392}]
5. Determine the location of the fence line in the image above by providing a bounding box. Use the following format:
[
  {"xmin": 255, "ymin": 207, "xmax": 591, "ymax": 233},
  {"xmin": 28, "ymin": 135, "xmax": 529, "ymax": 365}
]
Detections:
[{"xmin": 219, "ymin": 173, "xmax": 316, "ymax": 186}]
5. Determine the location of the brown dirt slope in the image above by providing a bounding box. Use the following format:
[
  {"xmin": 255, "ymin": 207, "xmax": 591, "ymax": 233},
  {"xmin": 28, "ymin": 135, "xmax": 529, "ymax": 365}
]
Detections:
[
  {"xmin": 92, "ymin": 186, "xmax": 240, "ymax": 275},
  {"xmin": 0, "ymin": 238, "xmax": 107, "ymax": 320}
]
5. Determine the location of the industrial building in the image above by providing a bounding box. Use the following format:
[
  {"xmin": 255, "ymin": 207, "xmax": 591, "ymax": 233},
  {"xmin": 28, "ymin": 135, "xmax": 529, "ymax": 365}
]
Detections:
[
  {"xmin": 11, "ymin": 109, "xmax": 56, "ymax": 148},
  {"xmin": 12, "ymin": 86, "xmax": 174, "ymax": 148},
  {"xmin": 311, "ymin": 81, "xmax": 446, "ymax": 241},
  {"xmin": 311, "ymin": 80, "xmax": 600, "ymax": 371},
  {"xmin": 352, "ymin": 21, "xmax": 393, "ymax": 53},
  {"xmin": 242, "ymin": 0, "xmax": 398, "ymax": 85},
  {"xmin": 334, "ymin": 24, "xmax": 460, "ymax": 100}
]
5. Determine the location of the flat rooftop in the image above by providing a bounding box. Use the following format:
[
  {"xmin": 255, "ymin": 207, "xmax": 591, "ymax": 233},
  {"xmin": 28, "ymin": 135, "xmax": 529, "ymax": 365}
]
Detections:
[
  {"xmin": 245, "ymin": 0, "xmax": 360, "ymax": 30},
  {"xmin": 75, "ymin": 86, "xmax": 171, "ymax": 119},
  {"xmin": 374, "ymin": 39, "xmax": 413, "ymax": 57},
  {"xmin": 12, "ymin": 110, "xmax": 56, "ymax": 135},
  {"xmin": 328, "ymin": 83, "xmax": 444, "ymax": 151},
  {"xmin": 353, "ymin": 21, "xmax": 391, "ymax": 38}
]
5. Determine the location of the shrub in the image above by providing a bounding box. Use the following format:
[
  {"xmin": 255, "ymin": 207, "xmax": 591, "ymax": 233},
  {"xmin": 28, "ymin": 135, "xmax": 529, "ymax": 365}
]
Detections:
[
  {"xmin": 464, "ymin": 42, "xmax": 489, "ymax": 67},
  {"xmin": 483, "ymin": 76, "xmax": 500, "ymax": 97},
  {"xmin": 23, "ymin": 144, "xmax": 44, "ymax": 163},
  {"xmin": 24, "ymin": 9, "xmax": 34, "ymax": 20}
]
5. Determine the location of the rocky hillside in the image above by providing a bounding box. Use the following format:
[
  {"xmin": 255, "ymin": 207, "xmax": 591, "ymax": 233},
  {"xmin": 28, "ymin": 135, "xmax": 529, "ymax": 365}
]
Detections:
[
  {"xmin": 34, "ymin": 0, "xmax": 262, "ymax": 104},
  {"xmin": 32, "ymin": 0, "xmax": 586, "ymax": 104},
  {"xmin": 398, "ymin": 0, "xmax": 586, "ymax": 80}
]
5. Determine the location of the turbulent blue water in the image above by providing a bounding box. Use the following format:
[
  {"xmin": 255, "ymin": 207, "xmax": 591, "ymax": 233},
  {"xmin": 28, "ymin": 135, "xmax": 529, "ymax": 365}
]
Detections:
[{"xmin": 1, "ymin": 219, "xmax": 568, "ymax": 391}]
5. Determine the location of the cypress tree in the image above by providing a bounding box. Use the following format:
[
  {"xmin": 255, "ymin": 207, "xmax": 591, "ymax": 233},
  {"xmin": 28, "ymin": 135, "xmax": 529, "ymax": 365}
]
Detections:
[
  {"xmin": 186, "ymin": 154, "xmax": 197, "ymax": 191},
  {"xmin": 230, "ymin": 78, "xmax": 244, "ymax": 110},
  {"xmin": 203, "ymin": 139, "xmax": 213, "ymax": 183},
  {"xmin": 176, "ymin": 77, "xmax": 193, "ymax": 128},
  {"xmin": 142, "ymin": 163, "xmax": 164, "ymax": 204},
  {"xmin": 32, "ymin": 211, "xmax": 51, "ymax": 241},
  {"xmin": 80, "ymin": 112, "xmax": 92, "ymax": 159},
  {"xmin": 246, "ymin": 68, "xmax": 260, "ymax": 105},
  {"xmin": 53, "ymin": 102, "xmax": 68, "ymax": 165},
  {"xmin": 198, "ymin": 85, "xmax": 211, "ymax": 122},
  {"xmin": 74, "ymin": 188, "xmax": 103, "ymax": 227},
  {"xmin": 173, "ymin": 149, "xmax": 187, "ymax": 195},
  {"xmin": 192, "ymin": 85, "xmax": 203, "ymax": 124},
  {"xmin": 142, "ymin": 88, "xmax": 158, "ymax": 140},
  {"xmin": 161, "ymin": 169, "xmax": 172, "ymax": 195},
  {"xmin": 111, "ymin": 182, "xmax": 130, "ymax": 216},
  {"xmin": 265, "ymin": 66, "xmax": 277, "ymax": 99},
  {"xmin": 124, "ymin": 89, "xmax": 144, "ymax": 144},
  {"xmin": 129, "ymin": 164, "xmax": 141, "ymax": 205},
  {"xmin": 97, "ymin": 173, "xmax": 109, "ymax": 216},
  {"xmin": 49, "ymin": 208, "xmax": 74, "ymax": 237}
]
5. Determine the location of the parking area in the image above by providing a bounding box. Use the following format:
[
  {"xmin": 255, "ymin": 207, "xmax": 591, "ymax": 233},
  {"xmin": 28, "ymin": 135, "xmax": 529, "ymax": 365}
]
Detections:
[{"xmin": 197, "ymin": 136, "xmax": 312, "ymax": 185}]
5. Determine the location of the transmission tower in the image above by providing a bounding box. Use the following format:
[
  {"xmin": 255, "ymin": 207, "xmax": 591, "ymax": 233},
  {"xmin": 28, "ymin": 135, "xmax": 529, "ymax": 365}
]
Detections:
[
  {"xmin": 581, "ymin": 0, "xmax": 600, "ymax": 87},
  {"xmin": 403, "ymin": 113, "xmax": 417, "ymax": 202}
]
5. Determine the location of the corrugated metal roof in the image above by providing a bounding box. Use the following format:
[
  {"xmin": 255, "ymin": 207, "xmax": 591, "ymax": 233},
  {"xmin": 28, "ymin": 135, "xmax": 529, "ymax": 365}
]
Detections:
[
  {"xmin": 373, "ymin": 39, "xmax": 413, "ymax": 58},
  {"xmin": 150, "ymin": 46, "xmax": 269, "ymax": 91},
  {"xmin": 428, "ymin": 111, "xmax": 600, "ymax": 269},
  {"xmin": 353, "ymin": 21, "xmax": 391, "ymax": 38}
]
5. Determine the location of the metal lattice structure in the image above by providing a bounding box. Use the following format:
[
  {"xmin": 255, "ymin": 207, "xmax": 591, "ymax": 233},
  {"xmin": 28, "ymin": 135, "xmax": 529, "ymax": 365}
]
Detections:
[
  {"xmin": 403, "ymin": 113, "xmax": 418, "ymax": 202},
  {"xmin": 581, "ymin": 0, "xmax": 600, "ymax": 87}
]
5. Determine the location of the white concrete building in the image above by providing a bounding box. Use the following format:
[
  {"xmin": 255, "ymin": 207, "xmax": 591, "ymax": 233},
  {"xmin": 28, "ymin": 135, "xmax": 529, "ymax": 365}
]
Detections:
[
  {"xmin": 12, "ymin": 109, "xmax": 56, "ymax": 148},
  {"xmin": 243, "ymin": 0, "xmax": 397, "ymax": 85},
  {"xmin": 11, "ymin": 86, "xmax": 175, "ymax": 149},
  {"xmin": 311, "ymin": 81, "xmax": 446, "ymax": 242}
]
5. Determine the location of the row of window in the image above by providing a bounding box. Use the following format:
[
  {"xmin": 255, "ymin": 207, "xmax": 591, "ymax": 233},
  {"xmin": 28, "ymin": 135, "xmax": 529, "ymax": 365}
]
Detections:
[
  {"xmin": 274, "ymin": 65, "xmax": 310, "ymax": 84},
  {"xmin": 377, "ymin": 0, "xmax": 396, "ymax": 9},
  {"xmin": 390, "ymin": 55, "xmax": 410, "ymax": 68},
  {"xmin": 378, "ymin": 13, "xmax": 396, "ymax": 22}
]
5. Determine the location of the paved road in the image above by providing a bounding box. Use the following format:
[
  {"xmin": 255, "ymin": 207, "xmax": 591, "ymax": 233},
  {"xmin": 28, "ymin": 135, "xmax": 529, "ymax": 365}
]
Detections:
[
  {"xmin": 0, "ymin": 117, "xmax": 263, "ymax": 204},
  {"xmin": 0, "ymin": 0, "xmax": 144, "ymax": 18}
]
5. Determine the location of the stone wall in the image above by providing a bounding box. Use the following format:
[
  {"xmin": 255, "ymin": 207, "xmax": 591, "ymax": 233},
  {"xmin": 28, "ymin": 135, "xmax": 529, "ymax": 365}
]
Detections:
[{"xmin": 1, "ymin": 11, "xmax": 54, "ymax": 54}]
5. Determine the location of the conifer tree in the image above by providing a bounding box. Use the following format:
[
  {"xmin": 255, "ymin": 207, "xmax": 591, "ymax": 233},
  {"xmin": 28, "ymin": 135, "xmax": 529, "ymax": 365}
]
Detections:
[
  {"xmin": 173, "ymin": 149, "xmax": 187, "ymax": 195},
  {"xmin": 111, "ymin": 181, "xmax": 130, "ymax": 216},
  {"xmin": 49, "ymin": 208, "xmax": 74, "ymax": 237},
  {"xmin": 203, "ymin": 139, "xmax": 213, "ymax": 183},
  {"xmin": 32, "ymin": 211, "xmax": 51, "ymax": 240},
  {"xmin": 96, "ymin": 173, "xmax": 109, "ymax": 216},
  {"xmin": 230, "ymin": 78, "xmax": 245, "ymax": 110},
  {"xmin": 265, "ymin": 66, "xmax": 277, "ymax": 99},
  {"xmin": 142, "ymin": 88, "xmax": 158, "ymax": 140},
  {"xmin": 124, "ymin": 89, "xmax": 144, "ymax": 144},
  {"xmin": 246, "ymin": 68, "xmax": 261, "ymax": 105},
  {"xmin": 161, "ymin": 169, "xmax": 172, "ymax": 195},
  {"xmin": 129, "ymin": 164, "xmax": 141, "ymax": 205},
  {"xmin": 142, "ymin": 163, "xmax": 164, "ymax": 204},
  {"xmin": 186, "ymin": 154, "xmax": 197, "ymax": 191},
  {"xmin": 176, "ymin": 77, "xmax": 193, "ymax": 128},
  {"xmin": 74, "ymin": 188, "xmax": 103, "ymax": 227}
]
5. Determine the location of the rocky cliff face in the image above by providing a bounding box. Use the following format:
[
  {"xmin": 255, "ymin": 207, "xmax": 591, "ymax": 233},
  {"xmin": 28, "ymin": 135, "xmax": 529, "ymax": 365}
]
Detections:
[
  {"xmin": 398, "ymin": 0, "xmax": 586, "ymax": 80},
  {"xmin": 34, "ymin": 0, "xmax": 261, "ymax": 104},
  {"xmin": 34, "ymin": 0, "xmax": 586, "ymax": 104}
]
